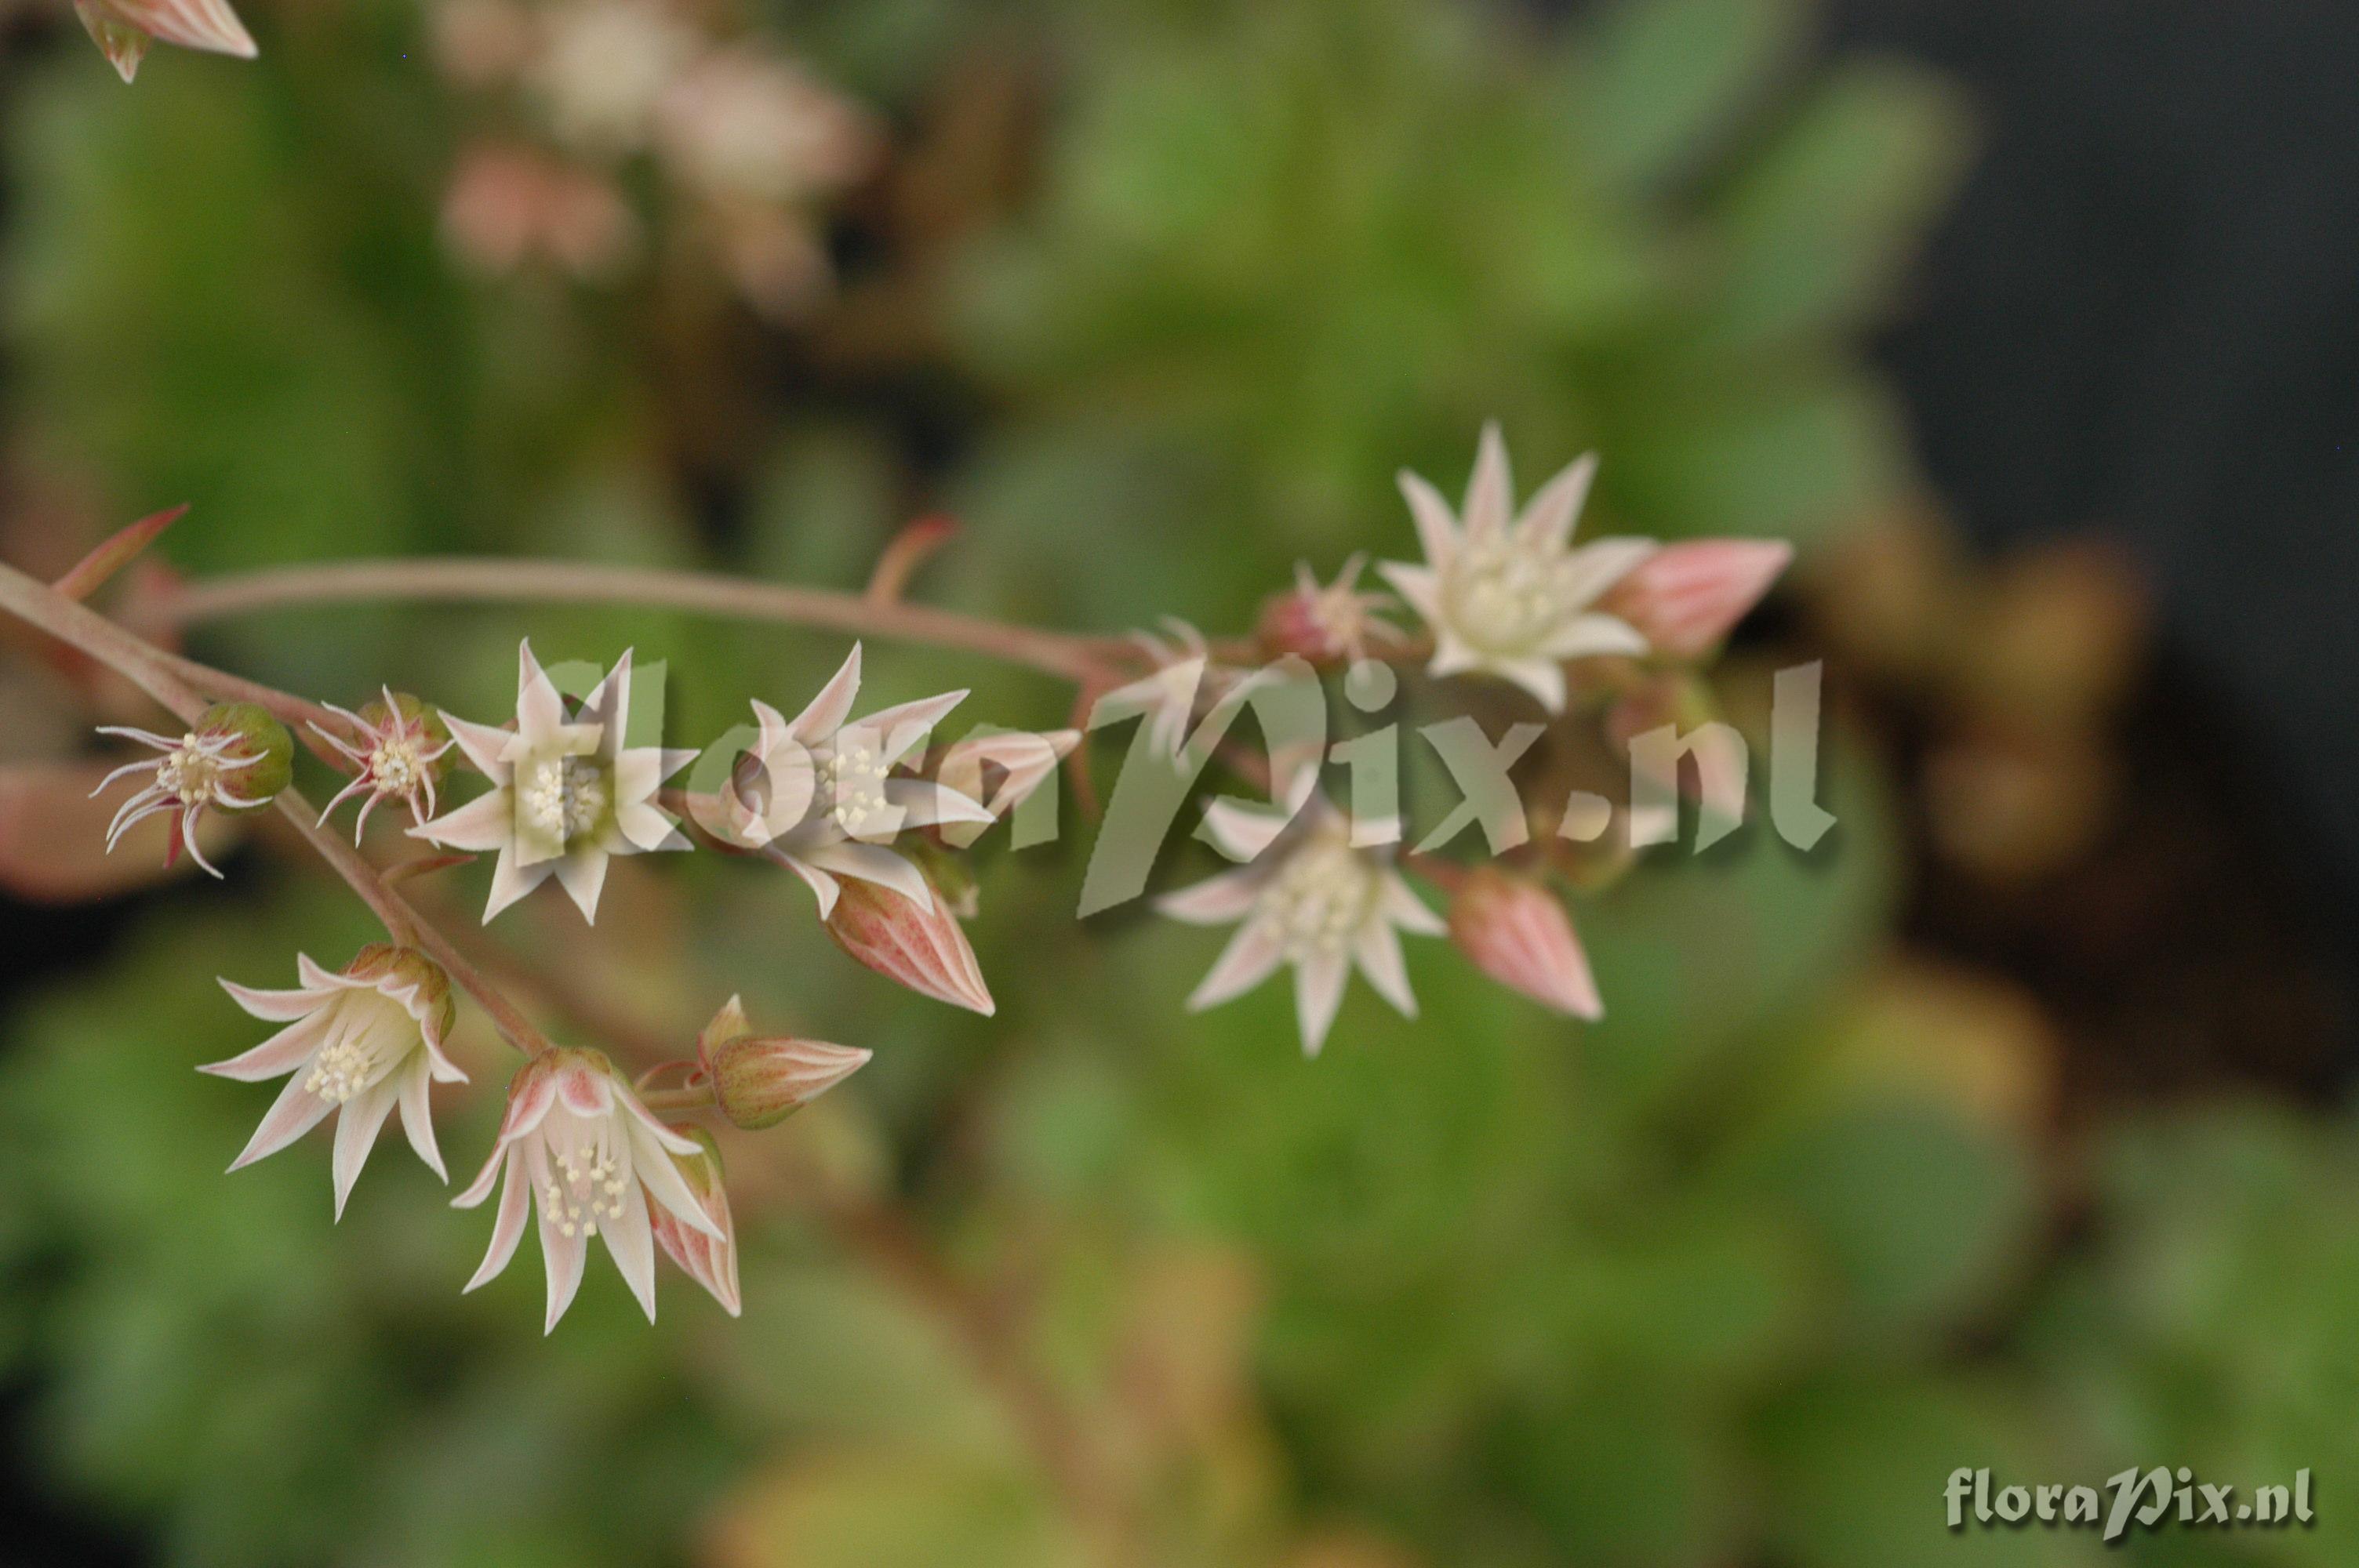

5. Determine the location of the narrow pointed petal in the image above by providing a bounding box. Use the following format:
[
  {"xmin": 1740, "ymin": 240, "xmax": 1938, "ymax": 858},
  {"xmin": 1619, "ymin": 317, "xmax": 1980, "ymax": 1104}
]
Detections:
[
  {"xmin": 1200, "ymin": 800, "xmax": 1289, "ymax": 862},
  {"xmin": 198, "ymin": 1009, "xmax": 332, "ymax": 1081},
  {"xmin": 515, "ymin": 641, "xmax": 565, "ymax": 738},
  {"xmin": 881, "ymin": 778, "xmax": 994, "ymax": 830},
  {"xmin": 398, "ymin": 1060, "xmax": 449, "ymax": 1181},
  {"xmin": 801, "ymin": 838, "xmax": 931, "ymax": 906},
  {"xmin": 1492, "ymin": 657, "xmax": 1568, "ymax": 714},
  {"xmin": 1156, "ymin": 866, "xmax": 1265, "ymax": 925},
  {"xmin": 539, "ymin": 1202, "xmax": 590, "ymax": 1334},
  {"xmin": 453, "ymin": 1143, "xmax": 509, "ymax": 1208},
  {"xmin": 480, "ymin": 845, "xmax": 552, "ymax": 922},
  {"xmin": 1353, "ymin": 920, "xmax": 1416, "ymax": 1018},
  {"xmin": 1294, "ymin": 949, "xmax": 1350, "ymax": 1058},
  {"xmin": 331, "ymin": 1076, "xmax": 402, "ymax": 1220},
  {"xmin": 1376, "ymin": 561, "xmax": 1441, "ymax": 622},
  {"xmin": 851, "ymin": 690, "xmax": 967, "ymax": 768},
  {"xmin": 463, "ymin": 1156, "xmax": 528, "ymax": 1290},
  {"xmin": 1397, "ymin": 473, "xmax": 1461, "ymax": 566},
  {"xmin": 1515, "ymin": 453, "xmax": 1598, "ymax": 550},
  {"xmin": 791, "ymin": 645, "xmax": 863, "ymax": 742},
  {"xmin": 441, "ymin": 715, "xmax": 516, "ymax": 779},
  {"xmin": 227, "ymin": 1073, "xmax": 334, "ymax": 1171},
  {"xmin": 1380, "ymin": 873, "xmax": 1448, "ymax": 936},
  {"xmin": 628, "ymin": 1123, "xmax": 725, "ymax": 1236},
  {"xmin": 412, "ymin": 788, "xmax": 513, "ymax": 852},
  {"xmin": 1536, "ymin": 612, "xmax": 1649, "ymax": 662},
  {"xmin": 1186, "ymin": 918, "xmax": 1286, "ymax": 1011},
  {"xmin": 1463, "ymin": 422, "xmax": 1514, "ymax": 538},
  {"xmin": 602, "ymin": 1187, "xmax": 659, "ymax": 1321},
  {"xmin": 216, "ymin": 975, "xmax": 333, "ymax": 1022},
  {"xmin": 552, "ymin": 846, "xmax": 612, "ymax": 921}
]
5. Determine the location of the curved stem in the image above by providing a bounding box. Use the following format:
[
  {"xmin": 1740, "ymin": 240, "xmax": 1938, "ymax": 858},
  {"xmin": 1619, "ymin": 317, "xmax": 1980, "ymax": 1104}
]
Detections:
[
  {"xmin": 0, "ymin": 560, "xmax": 550, "ymax": 1058},
  {"xmin": 162, "ymin": 558, "xmax": 1124, "ymax": 684}
]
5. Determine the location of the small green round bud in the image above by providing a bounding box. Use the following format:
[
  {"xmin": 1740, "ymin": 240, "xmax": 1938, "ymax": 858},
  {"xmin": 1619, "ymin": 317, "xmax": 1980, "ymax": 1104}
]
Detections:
[{"xmin": 195, "ymin": 701, "xmax": 295, "ymax": 814}]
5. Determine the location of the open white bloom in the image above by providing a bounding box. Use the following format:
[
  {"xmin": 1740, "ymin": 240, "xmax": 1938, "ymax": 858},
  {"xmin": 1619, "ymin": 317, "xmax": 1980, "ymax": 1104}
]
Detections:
[
  {"xmin": 454, "ymin": 1047, "xmax": 724, "ymax": 1332},
  {"xmin": 726, "ymin": 644, "xmax": 990, "ymax": 918},
  {"xmin": 413, "ymin": 642, "xmax": 692, "ymax": 923},
  {"xmin": 204, "ymin": 946, "xmax": 467, "ymax": 1215},
  {"xmin": 312, "ymin": 689, "xmax": 458, "ymax": 843},
  {"xmin": 1379, "ymin": 424, "xmax": 1655, "ymax": 713},
  {"xmin": 76, "ymin": 0, "xmax": 256, "ymax": 84},
  {"xmin": 1157, "ymin": 771, "xmax": 1444, "ymax": 1057}
]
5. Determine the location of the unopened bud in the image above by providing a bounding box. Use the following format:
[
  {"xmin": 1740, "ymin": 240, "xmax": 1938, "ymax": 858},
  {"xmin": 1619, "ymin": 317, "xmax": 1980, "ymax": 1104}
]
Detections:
[
  {"xmin": 824, "ymin": 863, "xmax": 996, "ymax": 1015},
  {"xmin": 199, "ymin": 702, "xmax": 295, "ymax": 814},
  {"xmin": 695, "ymin": 993, "xmax": 871, "ymax": 1129},
  {"xmin": 1601, "ymin": 539, "xmax": 1792, "ymax": 660},
  {"xmin": 647, "ymin": 1127, "xmax": 740, "ymax": 1316},
  {"xmin": 1448, "ymin": 867, "xmax": 1601, "ymax": 1020}
]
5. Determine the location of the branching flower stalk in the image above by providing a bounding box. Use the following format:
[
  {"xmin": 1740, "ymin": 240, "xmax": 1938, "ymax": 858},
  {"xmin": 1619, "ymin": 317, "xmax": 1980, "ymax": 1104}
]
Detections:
[{"xmin": 1, "ymin": 429, "xmax": 1790, "ymax": 1346}]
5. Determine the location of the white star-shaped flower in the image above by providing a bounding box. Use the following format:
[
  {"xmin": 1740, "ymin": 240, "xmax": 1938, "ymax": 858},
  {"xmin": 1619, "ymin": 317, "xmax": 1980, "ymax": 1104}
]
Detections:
[
  {"xmin": 412, "ymin": 641, "xmax": 692, "ymax": 923},
  {"xmin": 1380, "ymin": 423, "xmax": 1656, "ymax": 713},
  {"xmin": 1157, "ymin": 770, "xmax": 1443, "ymax": 1057}
]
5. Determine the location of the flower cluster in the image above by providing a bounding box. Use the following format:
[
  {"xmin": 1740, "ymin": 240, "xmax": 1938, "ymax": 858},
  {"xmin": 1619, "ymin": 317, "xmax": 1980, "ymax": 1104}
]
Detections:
[
  {"xmin": 67, "ymin": 424, "xmax": 1788, "ymax": 1327},
  {"xmin": 431, "ymin": 0, "xmax": 878, "ymax": 318},
  {"xmin": 1142, "ymin": 426, "xmax": 1792, "ymax": 1054}
]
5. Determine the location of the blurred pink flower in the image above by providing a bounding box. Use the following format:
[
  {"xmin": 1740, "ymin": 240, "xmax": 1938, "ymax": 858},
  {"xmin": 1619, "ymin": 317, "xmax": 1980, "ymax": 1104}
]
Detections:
[
  {"xmin": 441, "ymin": 142, "xmax": 638, "ymax": 278},
  {"xmin": 1257, "ymin": 554, "xmax": 1403, "ymax": 666}
]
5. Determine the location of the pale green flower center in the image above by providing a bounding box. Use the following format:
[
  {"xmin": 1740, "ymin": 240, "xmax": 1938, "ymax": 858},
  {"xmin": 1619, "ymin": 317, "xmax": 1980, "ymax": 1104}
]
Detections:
[
  {"xmin": 304, "ymin": 993, "xmax": 416, "ymax": 1105},
  {"xmin": 519, "ymin": 753, "xmax": 612, "ymax": 848},
  {"xmin": 1444, "ymin": 534, "xmax": 1593, "ymax": 656},
  {"xmin": 1261, "ymin": 828, "xmax": 1379, "ymax": 961}
]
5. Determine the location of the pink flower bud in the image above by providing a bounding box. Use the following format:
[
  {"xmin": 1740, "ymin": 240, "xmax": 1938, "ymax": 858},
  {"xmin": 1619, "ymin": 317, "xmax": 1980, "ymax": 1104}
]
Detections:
[
  {"xmin": 1448, "ymin": 868, "xmax": 1601, "ymax": 1020},
  {"xmin": 647, "ymin": 1128, "xmax": 740, "ymax": 1318},
  {"xmin": 694, "ymin": 993, "xmax": 871, "ymax": 1130},
  {"xmin": 823, "ymin": 866, "xmax": 995, "ymax": 1015},
  {"xmin": 1601, "ymin": 539, "xmax": 1792, "ymax": 660}
]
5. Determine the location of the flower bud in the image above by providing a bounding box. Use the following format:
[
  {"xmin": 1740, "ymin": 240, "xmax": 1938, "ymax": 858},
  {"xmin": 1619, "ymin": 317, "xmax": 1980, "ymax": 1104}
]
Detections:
[
  {"xmin": 695, "ymin": 993, "xmax": 871, "ymax": 1130},
  {"xmin": 198, "ymin": 702, "xmax": 295, "ymax": 814},
  {"xmin": 823, "ymin": 864, "xmax": 996, "ymax": 1015},
  {"xmin": 648, "ymin": 1127, "xmax": 741, "ymax": 1317},
  {"xmin": 1600, "ymin": 539, "xmax": 1792, "ymax": 660},
  {"xmin": 1448, "ymin": 867, "xmax": 1601, "ymax": 1020}
]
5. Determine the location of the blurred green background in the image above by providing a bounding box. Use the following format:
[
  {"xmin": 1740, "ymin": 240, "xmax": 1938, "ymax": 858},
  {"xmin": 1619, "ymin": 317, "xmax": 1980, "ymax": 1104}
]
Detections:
[{"xmin": 0, "ymin": 0, "xmax": 2350, "ymax": 1564}]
